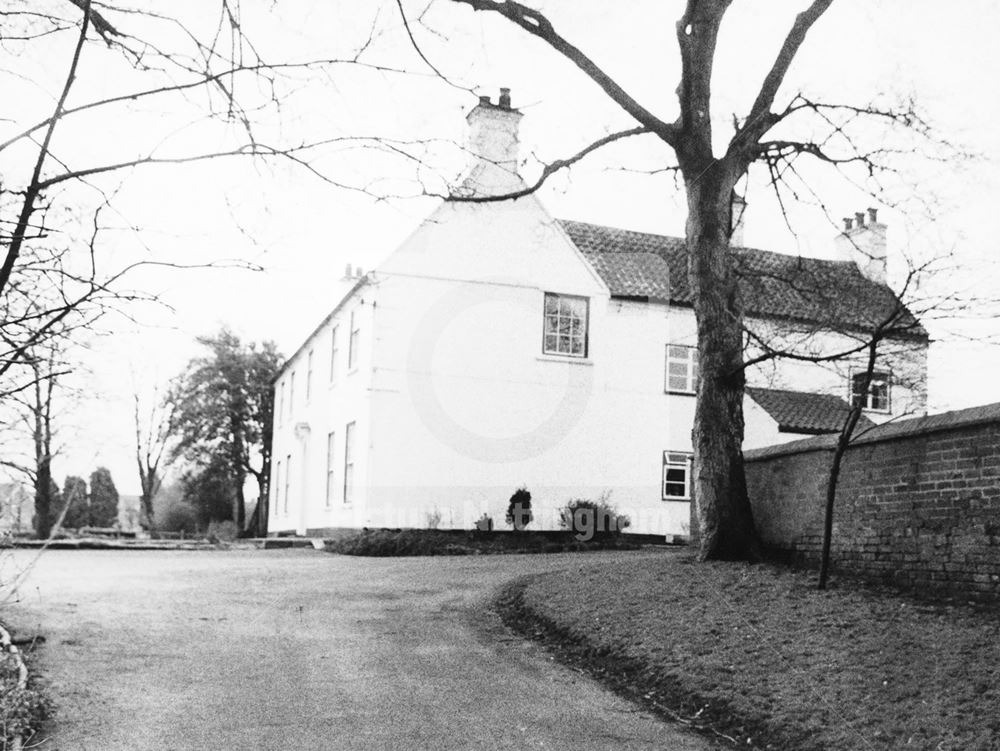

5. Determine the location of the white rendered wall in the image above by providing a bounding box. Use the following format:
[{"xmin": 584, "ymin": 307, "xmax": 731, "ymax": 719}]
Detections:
[
  {"xmin": 269, "ymin": 286, "xmax": 378, "ymax": 534},
  {"xmin": 269, "ymin": 192, "xmax": 929, "ymax": 537}
]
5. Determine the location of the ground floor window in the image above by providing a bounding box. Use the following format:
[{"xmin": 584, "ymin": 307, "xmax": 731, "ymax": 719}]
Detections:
[
  {"xmin": 325, "ymin": 431, "xmax": 336, "ymax": 507},
  {"xmin": 284, "ymin": 454, "xmax": 292, "ymax": 514},
  {"xmin": 343, "ymin": 422, "xmax": 355, "ymax": 504},
  {"xmin": 662, "ymin": 451, "xmax": 692, "ymax": 500},
  {"xmin": 273, "ymin": 460, "xmax": 282, "ymax": 516}
]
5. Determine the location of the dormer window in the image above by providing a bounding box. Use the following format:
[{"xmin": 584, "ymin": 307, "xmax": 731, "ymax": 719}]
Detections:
[
  {"xmin": 851, "ymin": 370, "xmax": 891, "ymax": 413},
  {"xmin": 542, "ymin": 293, "xmax": 588, "ymax": 358}
]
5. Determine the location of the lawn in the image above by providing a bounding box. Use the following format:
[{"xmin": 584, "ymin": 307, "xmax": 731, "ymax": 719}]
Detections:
[{"xmin": 496, "ymin": 551, "xmax": 1000, "ymax": 751}]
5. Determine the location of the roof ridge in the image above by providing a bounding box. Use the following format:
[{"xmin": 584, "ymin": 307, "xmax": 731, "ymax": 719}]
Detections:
[{"xmin": 559, "ymin": 218, "xmax": 857, "ymax": 267}]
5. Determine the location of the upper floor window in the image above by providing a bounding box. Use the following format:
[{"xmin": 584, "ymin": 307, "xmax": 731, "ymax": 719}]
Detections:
[
  {"xmin": 662, "ymin": 451, "xmax": 692, "ymax": 500},
  {"xmin": 348, "ymin": 311, "xmax": 360, "ymax": 370},
  {"xmin": 851, "ymin": 370, "xmax": 891, "ymax": 413},
  {"xmin": 666, "ymin": 345, "xmax": 698, "ymax": 394},
  {"xmin": 277, "ymin": 381, "xmax": 285, "ymax": 425},
  {"xmin": 542, "ymin": 292, "xmax": 588, "ymax": 358},
  {"xmin": 330, "ymin": 325, "xmax": 339, "ymax": 382},
  {"xmin": 288, "ymin": 370, "xmax": 296, "ymax": 417}
]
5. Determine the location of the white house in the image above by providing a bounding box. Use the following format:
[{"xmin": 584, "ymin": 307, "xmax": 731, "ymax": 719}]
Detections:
[{"xmin": 268, "ymin": 90, "xmax": 928, "ymax": 538}]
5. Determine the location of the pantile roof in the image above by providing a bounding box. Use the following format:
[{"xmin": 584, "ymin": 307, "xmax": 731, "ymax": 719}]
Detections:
[
  {"xmin": 746, "ymin": 387, "xmax": 874, "ymax": 435},
  {"xmin": 559, "ymin": 220, "xmax": 926, "ymax": 338}
]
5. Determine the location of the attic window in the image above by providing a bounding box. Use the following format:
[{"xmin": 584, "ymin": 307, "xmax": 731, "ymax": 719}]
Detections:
[
  {"xmin": 542, "ymin": 292, "xmax": 588, "ymax": 358},
  {"xmin": 851, "ymin": 370, "xmax": 891, "ymax": 413}
]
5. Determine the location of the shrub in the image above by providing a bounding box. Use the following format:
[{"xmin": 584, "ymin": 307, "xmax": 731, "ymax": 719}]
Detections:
[
  {"xmin": 0, "ymin": 651, "xmax": 48, "ymax": 748},
  {"xmin": 559, "ymin": 492, "xmax": 630, "ymax": 542},
  {"xmin": 505, "ymin": 487, "xmax": 533, "ymax": 531},
  {"xmin": 206, "ymin": 519, "xmax": 238, "ymax": 543}
]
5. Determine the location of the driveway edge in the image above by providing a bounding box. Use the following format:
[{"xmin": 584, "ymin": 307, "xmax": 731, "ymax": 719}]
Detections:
[{"xmin": 493, "ymin": 575, "xmax": 737, "ymax": 749}]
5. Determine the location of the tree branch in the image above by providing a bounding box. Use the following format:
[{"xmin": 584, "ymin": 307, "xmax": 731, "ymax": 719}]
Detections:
[
  {"xmin": 447, "ymin": 126, "xmax": 651, "ymax": 202},
  {"xmin": 450, "ymin": 0, "xmax": 677, "ymax": 143}
]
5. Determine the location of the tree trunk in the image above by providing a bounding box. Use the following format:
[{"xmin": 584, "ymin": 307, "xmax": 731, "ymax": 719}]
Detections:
[
  {"xmin": 818, "ymin": 337, "xmax": 880, "ymax": 588},
  {"xmin": 686, "ymin": 174, "xmax": 762, "ymax": 561},
  {"xmin": 255, "ymin": 467, "xmax": 269, "ymax": 538},
  {"xmin": 34, "ymin": 455, "xmax": 53, "ymax": 540}
]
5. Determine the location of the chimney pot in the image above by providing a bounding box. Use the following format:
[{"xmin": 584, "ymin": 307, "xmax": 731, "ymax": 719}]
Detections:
[
  {"xmin": 356, "ymin": 267, "xmax": 363, "ymax": 277},
  {"xmin": 345, "ymin": 263, "xmax": 352, "ymax": 277},
  {"xmin": 478, "ymin": 95, "xmax": 490, "ymax": 106},
  {"xmin": 498, "ymin": 87, "xmax": 511, "ymax": 109},
  {"xmin": 834, "ymin": 208, "xmax": 887, "ymax": 284},
  {"xmin": 868, "ymin": 207, "xmax": 879, "ymax": 224}
]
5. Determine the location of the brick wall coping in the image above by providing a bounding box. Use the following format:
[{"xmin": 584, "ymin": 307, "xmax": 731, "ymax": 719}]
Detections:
[{"xmin": 745, "ymin": 400, "xmax": 1000, "ymax": 462}]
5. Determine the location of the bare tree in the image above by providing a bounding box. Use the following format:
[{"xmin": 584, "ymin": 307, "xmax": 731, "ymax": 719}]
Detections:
[
  {"xmin": 133, "ymin": 386, "xmax": 172, "ymax": 531},
  {"xmin": 0, "ymin": 343, "xmax": 68, "ymax": 538},
  {"xmin": 1, "ymin": 2, "xmax": 432, "ymax": 401}
]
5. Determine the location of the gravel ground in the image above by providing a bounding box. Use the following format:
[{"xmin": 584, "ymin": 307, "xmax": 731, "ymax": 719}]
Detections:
[
  {"xmin": 3, "ymin": 547, "xmax": 717, "ymax": 750},
  {"xmin": 498, "ymin": 551, "xmax": 1000, "ymax": 751}
]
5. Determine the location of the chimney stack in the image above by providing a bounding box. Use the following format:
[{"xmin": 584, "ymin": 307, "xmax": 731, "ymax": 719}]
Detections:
[
  {"xmin": 457, "ymin": 87, "xmax": 524, "ymax": 197},
  {"xmin": 834, "ymin": 207, "xmax": 887, "ymax": 284}
]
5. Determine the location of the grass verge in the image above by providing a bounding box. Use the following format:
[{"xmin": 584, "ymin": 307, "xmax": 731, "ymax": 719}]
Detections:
[
  {"xmin": 325, "ymin": 528, "xmax": 644, "ymax": 556},
  {"xmin": 495, "ymin": 551, "xmax": 1000, "ymax": 751}
]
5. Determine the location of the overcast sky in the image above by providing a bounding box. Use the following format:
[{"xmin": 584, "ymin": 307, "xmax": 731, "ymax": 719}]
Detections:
[{"xmin": 4, "ymin": 1, "xmax": 1000, "ymax": 494}]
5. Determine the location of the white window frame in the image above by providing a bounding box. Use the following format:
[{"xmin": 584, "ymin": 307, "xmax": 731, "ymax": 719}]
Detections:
[
  {"xmin": 325, "ymin": 431, "xmax": 336, "ymax": 507},
  {"xmin": 542, "ymin": 292, "xmax": 589, "ymax": 358},
  {"xmin": 348, "ymin": 310, "xmax": 360, "ymax": 372},
  {"xmin": 283, "ymin": 453, "xmax": 292, "ymax": 514},
  {"xmin": 330, "ymin": 325, "xmax": 339, "ymax": 383},
  {"xmin": 288, "ymin": 370, "xmax": 296, "ymax": 419},
  {"xmin": 850, "ymin": 368, "xmax": 891, "ymax": 414},
  {"xmin": 665, "ymin": 344, "xmax": 698, "ymax": 394},
  {"xmin": 662, "ymin": 451, "xmax": 693, "ymax": 500},
  {"xmin": 343, "ymin": 421, "xmax": 355, "ymax": 505},
  {"xmin": 277, "ymin": 381, "xmax": 285, "ymax": 426}
]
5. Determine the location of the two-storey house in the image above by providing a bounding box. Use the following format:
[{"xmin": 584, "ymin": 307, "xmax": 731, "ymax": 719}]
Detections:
[{"xmin": 268, "ymin": 90, "xmax": 928, "ymax": 538}]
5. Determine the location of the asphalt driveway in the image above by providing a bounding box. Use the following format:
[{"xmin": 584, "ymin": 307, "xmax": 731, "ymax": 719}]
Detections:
[{"xmin": 5, "ymin": 548, "xmax": 715, "ymax": 750}]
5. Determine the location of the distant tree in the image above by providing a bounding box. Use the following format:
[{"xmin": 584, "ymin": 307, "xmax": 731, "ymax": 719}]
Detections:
[
  {"xmin": 152, "ymin": 480, "xmax": 199, "ymax": 535},
  {"xmin": 167, "ymin": 329, "xmax": 280, "ymax": 536},
  {"xmin": 133, "ymin": 386, "xmax": 172, "ymax": 530},
  {"xmin": 179, "ymin": 456, "xmax": 236, "ymax": 531},
  {"xmin": 60, "ymin": 475, "xmax": 89, "ymax": 529},
  {"xmin": 0, "ymin": 343, "xmax": 70, "ymax": 538},
  {"xmin": 88, "ymin": 467, "xmax": 119, "ymax": 528}
]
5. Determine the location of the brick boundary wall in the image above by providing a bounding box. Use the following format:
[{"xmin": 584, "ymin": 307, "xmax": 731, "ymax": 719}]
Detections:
[{"xmin": 744, "ymin": 402, "xmax": 1000, "ymax": 601}]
